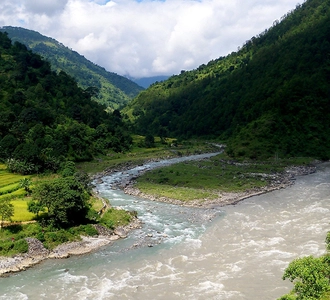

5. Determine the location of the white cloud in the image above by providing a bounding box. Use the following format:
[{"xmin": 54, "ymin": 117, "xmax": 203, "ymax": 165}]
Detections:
[
  {"xmin": 23, "ymin": 0, "xmax": 69, "ymax": 16},
  {"xmin": 0, "ymin": 0, "xmax": 302, "ymax": 78}
]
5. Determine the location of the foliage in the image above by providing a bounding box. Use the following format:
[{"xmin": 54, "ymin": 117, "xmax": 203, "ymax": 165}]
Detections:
[
  {"xmin": 279, "ymin": 231, "xmax": 330, "ymax": 300},
  {"xmin": 99, "ymin": 208, "xmax": 133, "ymax": 229},
  {"xmin": 19, "ymin": 177, "xmax": 32, "ymax": 194},
  {"xmin": 144, "ymin": 134, "xmax": 155, "ymax": 148},
  {"xmin": 27, "ymin": 199, "xmax": 45, "ymax": 217},
  {"xmin": 0, "ymin": 197, "xmax": 14, "ymax": 229},
  {"xmin": 126, "ymin": 0, "xmax": 330, "ymax": 160},
  {"xmin": 0, "ymin": 238, "xmax": 28, "ymax": 256},
  {"xmin": 32, "ymin": 176, "xmax": 90, "ymax": 228},
  {"xmin": 0, "ymin": 32, "xmax": 133, "ymax": 173},
  {"xmin": 0, "ymin": 26, "xmax": 144, "ymax": 111}
]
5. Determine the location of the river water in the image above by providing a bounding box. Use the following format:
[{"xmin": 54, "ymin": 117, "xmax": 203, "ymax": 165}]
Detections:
[{"xmin": 0, "ymin": 155, "xmax": 329, "ymax": 300}]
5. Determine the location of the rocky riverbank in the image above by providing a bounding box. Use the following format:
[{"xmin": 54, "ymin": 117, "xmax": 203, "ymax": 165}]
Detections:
[
  {"xmin": 124, "ymin": 164, "xmax": 317, "ymax": 208},
  {"xmin": 0, "ymin": 217, "xmax": 142, "ymax": 277}
]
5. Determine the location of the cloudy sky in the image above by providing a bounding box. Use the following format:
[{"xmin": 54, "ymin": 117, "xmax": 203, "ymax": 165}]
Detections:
[{"xmin": 0, "ymin": 0, "xmax": 302, "ymax": 78}]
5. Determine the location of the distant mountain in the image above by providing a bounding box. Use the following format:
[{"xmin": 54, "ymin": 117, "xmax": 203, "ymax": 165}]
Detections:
[
  {"xmin": 130, "ymin": 76, "xmax": 170, "ymax": 88},
  {"xmin": 0, "ymin": 26, "xmax": 144, "ymax": 111},
  {"xmin": 127, "ymin": 0, "xmax": 330, "ymax": 160}
]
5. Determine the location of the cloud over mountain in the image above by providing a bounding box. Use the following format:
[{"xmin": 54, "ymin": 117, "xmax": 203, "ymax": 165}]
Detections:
[{"xmin": 0, "ymin": 0, "xmax": 301, "ymax": 77}]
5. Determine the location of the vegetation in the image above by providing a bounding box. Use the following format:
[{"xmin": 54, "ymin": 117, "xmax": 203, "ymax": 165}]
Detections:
[
  {"xmin": 99, "ymin": 208, "xmax": 134, "ymax": 229},
  {"xmin": 135, "ymin": 153, "xmax": 314, "ymax": 202},
  {"xmin": 126, "ymin": 0, "xmax": 330, "ymax": 160},
  {"xmin": 278, "ymin": 232, "xmax": 330, "ymax": 300},
  {"xmin": 0, "ymin": 197, "xmax": 14, "ymax": 229},
  {"xmin": 0, "ymin": 26, "xmax": 144, "ymax": 111},
  {"xmin": 0, "ymin": 32, "xmax": 132, "ymax": 173},
  {"xmin": 76, "ymin": 137, "xmax": 219, "ymax": 174},
  {"xmin": 0, "ymin": 161, "xmax": 135, "ymax": 256}
]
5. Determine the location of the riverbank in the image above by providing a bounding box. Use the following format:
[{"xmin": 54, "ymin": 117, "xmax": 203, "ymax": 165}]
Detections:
[
  {"xmin": 123, "ymin": 164, "xmax": 317, "ymax": 208},
  {"xmin": 0, "ymin": 154, "xmax": 317, "ymax": 277},
  {"xmin": 0, "ymin": 217, "xmax": 142, "ymax": 277}
]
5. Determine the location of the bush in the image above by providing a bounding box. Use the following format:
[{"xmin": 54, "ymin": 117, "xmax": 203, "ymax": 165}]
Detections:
[
  {"xmin": 6, "ymin": 158, "xmax": 38, "ymax": 175},
  {"xmin": 0, "ymin": 238, "xmax": 28, "ymax": 256},
  {"xmin": 13, "ymin": 239, "xmax": 29, "ymax": 253},
  {"xmin": 81, "ymin": 224, "xmax": 98, "ymax": 236}
]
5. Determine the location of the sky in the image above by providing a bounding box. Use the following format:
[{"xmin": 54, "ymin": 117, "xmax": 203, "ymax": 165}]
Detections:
[{"xmin": 0, "ymin": 0, "xmax": 302, "ymax": 78}]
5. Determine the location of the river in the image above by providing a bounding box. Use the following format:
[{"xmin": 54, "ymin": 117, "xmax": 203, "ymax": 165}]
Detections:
[{"xmin": 0, "ymin": 155, "xmax": 329, "ymax": 300}]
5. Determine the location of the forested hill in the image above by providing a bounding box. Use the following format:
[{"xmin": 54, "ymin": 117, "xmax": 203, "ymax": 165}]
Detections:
[
  {"xmin": 0, "ymin": 32, "xmax": 132, "ymax": 174},
  {"xmin": 0, "ymin": 26, "xmax": 144, "ymax": 111},
  {"xmin": 127, "ymin": 0, "xmax": 330, "ymax": 160}
]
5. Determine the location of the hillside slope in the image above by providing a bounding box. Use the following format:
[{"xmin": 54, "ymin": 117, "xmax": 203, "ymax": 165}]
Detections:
[
  {"xmin": 0, "ymin": 32, "xmax": 132, "ymax": 173},
  {"xmin": 0, "ymin": 26, "xmax": 144, "ymax": 110},
  {"xmin": 127, "ymin": 0, "xmax": 330, "ymax": 159}
]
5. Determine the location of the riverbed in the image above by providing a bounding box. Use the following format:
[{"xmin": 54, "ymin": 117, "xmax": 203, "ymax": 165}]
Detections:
[{"xmin": 0, "ymin": 158, "xmax": 329, "ymax": 300}]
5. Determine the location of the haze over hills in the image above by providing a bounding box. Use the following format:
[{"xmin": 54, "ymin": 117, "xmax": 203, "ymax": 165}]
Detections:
[
  {"xmin": 129, "ymin": 75, "xmax": 170, "ymax": 89},
  {"xmin": 126, "ymin": 0, "xmax": 330, "ymax": 160},
  {"xmin": 0, "ymin": 26, "xmax": 144, "ymax": 111}
]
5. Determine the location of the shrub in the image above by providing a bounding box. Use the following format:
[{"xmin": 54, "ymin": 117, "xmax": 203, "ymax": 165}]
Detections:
[
  {"xmin": 13, "ymin": 239, "xmax": 28, "ymax": 253},
  {"xmin": 81, "ymin": 224, "xmax": 98, "ymax": 236}
]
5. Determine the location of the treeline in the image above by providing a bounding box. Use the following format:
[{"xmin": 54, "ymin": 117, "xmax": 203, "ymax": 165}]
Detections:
[
  {"xmin": 0, "ymin": 32, "xmax": 132, "ymax": 174},
  {"xmin": 127, "ymin": 0, "xmax": 330, "ymax": 159}
]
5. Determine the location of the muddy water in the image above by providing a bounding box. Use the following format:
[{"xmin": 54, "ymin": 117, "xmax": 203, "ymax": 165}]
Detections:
[{"xmin": 0, "ymin": 161, "xmax": 329, "ymax": 300}]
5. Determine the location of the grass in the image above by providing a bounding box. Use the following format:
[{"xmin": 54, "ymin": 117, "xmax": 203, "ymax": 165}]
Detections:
[
  {"xmin": 11, "ymin": 199, "xmax": 35, "ymax": 222},
  {"xmin": 89, "ymin": 196, "xmax": 105, "ymax": 212},
  {"xmin": 135, "ymin": 153, "xmax": 315, "ymax": 202},
  {"xmin": 137, "ymin": 182, "xmax": 215, "ymax": 202},
  {"xmin": 99, "ymin": 208, "xmax": 134, "ymax": 229},
  {"xmin": 76, "ymin": 137, "xmax": 220, "ymax": 174}
]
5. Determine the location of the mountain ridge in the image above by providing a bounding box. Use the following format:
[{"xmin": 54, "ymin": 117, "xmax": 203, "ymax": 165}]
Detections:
[
  {"xmin": 0, "ymin": 26, "xmax": 144, "ymax": 111},
  {"xmin": 127, "ymin": 0, "xmax": 330, "ymax": 160}
]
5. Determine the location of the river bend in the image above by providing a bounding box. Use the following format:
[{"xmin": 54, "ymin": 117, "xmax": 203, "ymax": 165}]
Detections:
[{"xmin": 0, "ymin": 156, "xmax": 329, "ymax": 300}]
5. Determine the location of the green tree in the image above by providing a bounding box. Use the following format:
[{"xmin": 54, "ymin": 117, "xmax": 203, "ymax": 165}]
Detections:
[
  {"xmin": 32, "ymin": 177, "xmax": 90, "ymax": 227},
  {"xmin": 27, "ymin": 200, "xmax": 45, "ymax": 217},
  {"xmin": 0, "ymin": 197, "xmax": 14, "ymax": 229},
  {"xmin": 279, "ymin": 255, "xmax": 330, "ymax": 300},
  {"xmin": 19, "ymin": 177, "xmax": 32, "ymax": 195},
  {"xmin": 145, "ymin": 134, "xmax": 155, "ymax": 148}
]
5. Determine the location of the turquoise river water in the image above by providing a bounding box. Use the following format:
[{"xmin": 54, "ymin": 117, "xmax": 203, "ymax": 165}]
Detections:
[{"xmin": 0, "ymin": 154, "xmax": 329, "ymax": 300}]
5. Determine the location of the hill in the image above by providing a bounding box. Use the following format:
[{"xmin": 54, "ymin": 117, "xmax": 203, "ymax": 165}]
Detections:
[
  {"xmin": 126, "ymin": 0, "xmax": 330, "ymax": 160},
  {"xmin": 0, "ymin": 26, "xmax": 144, "ymax": 111},
  {"xmin": 0, "ymin": 32, "xmax": 132, "ymax": 174}
]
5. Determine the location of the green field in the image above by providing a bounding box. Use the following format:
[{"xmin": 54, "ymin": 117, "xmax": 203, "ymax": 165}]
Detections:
[
  {"xmin": 0, "ymin": 164, "xmax": 34, "ymax": 222},
  {"xmin": 135, "ymin": 154, "xmax": 314, "ymax": 202},
  {"xmin": 77, "ymin": 137, "xmax": 220, "ymax": 174}
]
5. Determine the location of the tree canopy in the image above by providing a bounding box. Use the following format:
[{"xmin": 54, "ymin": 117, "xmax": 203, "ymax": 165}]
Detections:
[
  {"xmin": 0, "ymin": 32, "xmax": 132, "ymax": 173},
  {"xmin": 32, "ymin": 176, "xmax": 90, "ymax": 228}
]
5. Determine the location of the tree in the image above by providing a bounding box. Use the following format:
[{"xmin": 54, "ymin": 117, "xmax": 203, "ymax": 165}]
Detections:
[
  {"xmin": 279, "ymin": 255, "xmax": 330, "ymax": 300},
  {"xmin": 27, "ymin": 200, "xmax": 45, "ymax": 218},
  {"xmin": 0, "ymin": 197, "xmax": 14, "ymax": 229},
  {"xmin": 145, "ymin": 134, "xmax": 155, "ymax": 148},
  {"xmin": 19, "ymin": 177, "xmax": 32, "ymax": 195},
  {"xmin": 32, "ymin": 177, "xmax": 90, "ymax": 227}
]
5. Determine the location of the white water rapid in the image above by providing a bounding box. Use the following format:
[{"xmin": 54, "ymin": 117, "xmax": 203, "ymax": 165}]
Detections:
[{"xmin": 0, "ymin": 157, "xmax": 329, "ymax": 300}]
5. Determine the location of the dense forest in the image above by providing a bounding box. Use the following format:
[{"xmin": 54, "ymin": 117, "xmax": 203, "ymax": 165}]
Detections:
[
  {"xmin": 0, "ymin": 26, "xmax": 144, "ymax": 111},
  {"xmin": 0, "ymin": 32, "xmax": 132, "ymax": 174},
  {"xmin": 126, "ymin": 0, "xmax": 330, "ymax": 160}
]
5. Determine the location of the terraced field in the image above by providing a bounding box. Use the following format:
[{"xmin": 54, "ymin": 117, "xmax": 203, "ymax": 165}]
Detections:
[{"xmin": 0, "ymin": 164, "xmax": 34, "ymax": 222}]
